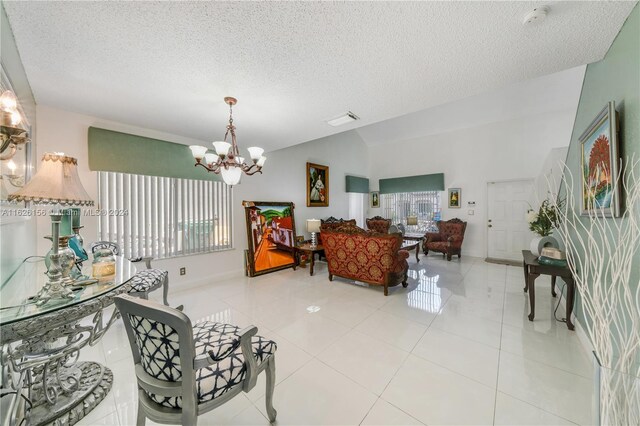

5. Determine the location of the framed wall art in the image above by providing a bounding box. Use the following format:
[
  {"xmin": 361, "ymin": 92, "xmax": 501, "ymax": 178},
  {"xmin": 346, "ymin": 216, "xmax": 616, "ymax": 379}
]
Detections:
[
  {"xmin": 306, "ymin": 162, "xmax": 329, "ymax": 207},
  {"xmin": 579, "ymin": 101, "xmax": 621, "ymax": 217},
  {"xmin": 448, "ymin": 188, "xmax": 461, "ymax": 208},
  {"xmin": 243, "ymin": 201, "xmax": 297, "ymax": 277},
  {"xmin": 370, "ymin": 191, "xmax": 380, "ymax": 208}
]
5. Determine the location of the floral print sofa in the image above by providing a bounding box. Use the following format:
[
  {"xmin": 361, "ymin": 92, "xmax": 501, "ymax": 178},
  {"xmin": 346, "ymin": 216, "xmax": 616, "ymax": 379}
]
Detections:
[{"xmin": 321, "ymin": 223, "xmax": 409, "ymax": 296}]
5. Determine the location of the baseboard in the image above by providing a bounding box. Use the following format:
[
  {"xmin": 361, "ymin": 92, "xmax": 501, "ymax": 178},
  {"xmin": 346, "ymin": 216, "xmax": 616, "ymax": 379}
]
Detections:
[
  {"xmin": 553, "ymin": 281, "xmax": 594, "ymax": 356},
  {"xmin": 171, "ymin": 268, "xmax": 245, "ymax": 290}
]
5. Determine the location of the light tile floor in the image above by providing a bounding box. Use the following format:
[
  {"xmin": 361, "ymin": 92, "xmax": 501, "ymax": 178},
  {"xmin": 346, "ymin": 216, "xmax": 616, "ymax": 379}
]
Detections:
[{"xmin": 79, "ymin": 255, "xmax": 593, "ymax": 425}]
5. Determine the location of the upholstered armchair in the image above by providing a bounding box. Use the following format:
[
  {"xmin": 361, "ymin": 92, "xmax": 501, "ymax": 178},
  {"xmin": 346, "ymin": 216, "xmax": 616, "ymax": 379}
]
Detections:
[
  {"xmin": 366, "ymin": 216, "xmax": 391, "ymax": 234},
  {"xmin": 422, "ymin": 218, "xmax": 467, "ymax": 261},
  {"xmin": 114, "ymin": 295, "xmax": 277, "ymax": 425}
]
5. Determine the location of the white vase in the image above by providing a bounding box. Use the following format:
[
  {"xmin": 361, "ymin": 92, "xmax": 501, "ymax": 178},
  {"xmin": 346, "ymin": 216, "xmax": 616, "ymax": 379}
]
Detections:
[{"xmin": 530, "ymin": 235, "xmax": 559, "ymax": 256}]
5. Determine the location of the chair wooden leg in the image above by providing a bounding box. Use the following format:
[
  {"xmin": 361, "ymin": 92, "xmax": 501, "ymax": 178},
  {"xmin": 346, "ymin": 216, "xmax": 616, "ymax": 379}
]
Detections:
[
  {"xmin": 136, "ymin": 403, "xmax": 146, "ymax": 426},
  {"xmin": 181, "ymin": 411, "xmax": 198, "ymax": 426},
  {"xmin": 265, "ymin": 356, "xmax": 277, "ymax": 423},
  {"xmin": 162, "ymin": 276, "xmax": 170, "ymax": 306}
]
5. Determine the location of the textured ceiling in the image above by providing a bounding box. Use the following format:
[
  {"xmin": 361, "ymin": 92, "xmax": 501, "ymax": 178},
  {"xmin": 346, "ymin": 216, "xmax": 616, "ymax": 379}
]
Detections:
[{"xmin": 3, "ymin": 1, "xmax": 636, "ymax": 152}]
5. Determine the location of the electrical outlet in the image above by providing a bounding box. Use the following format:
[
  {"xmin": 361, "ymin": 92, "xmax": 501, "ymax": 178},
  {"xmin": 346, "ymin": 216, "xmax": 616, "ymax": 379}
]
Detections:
[{"xmin": 180, "ymin": 267, "xmax": 186, "ymax": 276}]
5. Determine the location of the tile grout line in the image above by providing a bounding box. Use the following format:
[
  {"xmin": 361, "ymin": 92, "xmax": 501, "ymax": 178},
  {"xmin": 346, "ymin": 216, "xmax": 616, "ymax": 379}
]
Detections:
[
  {"xmin": 493, "ymin": 391, "xmax": 581, "ymax": 426},
  {"xmin": 492, "ymin": 264, "xmax": 508, "ymax": 425}
]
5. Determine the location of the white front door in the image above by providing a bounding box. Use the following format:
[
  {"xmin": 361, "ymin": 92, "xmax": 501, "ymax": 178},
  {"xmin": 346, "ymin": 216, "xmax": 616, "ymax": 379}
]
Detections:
[{"xmin": 487, "ymin": 179, "xmax": 534, "ymax": 261}]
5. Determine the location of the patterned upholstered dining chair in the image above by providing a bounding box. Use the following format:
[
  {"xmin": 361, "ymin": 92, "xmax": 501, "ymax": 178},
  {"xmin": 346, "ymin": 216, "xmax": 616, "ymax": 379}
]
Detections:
[
  {"xmin": 114, "ymin": 295, "xmax": 277, "ymax": 426},
  {"xmin": 90, "ymin": 241, "xmax": 173, "ymax": 307}
]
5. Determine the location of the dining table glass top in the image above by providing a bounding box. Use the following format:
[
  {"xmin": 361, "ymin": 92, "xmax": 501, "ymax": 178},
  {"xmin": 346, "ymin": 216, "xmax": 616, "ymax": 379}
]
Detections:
[{"xmin": 0, "ymin": 256, "xmax": 136, "ymax": 326}]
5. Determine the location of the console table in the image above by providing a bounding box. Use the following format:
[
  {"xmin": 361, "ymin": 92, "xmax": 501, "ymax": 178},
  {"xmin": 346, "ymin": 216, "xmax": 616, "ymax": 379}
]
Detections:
[
  {"xmin": 522, "ymin": 250, "xmax": 575, "ymax": 330},
  {"xmin": 0, "ymin": 257, "xmax": 136, "ymax": 426}
]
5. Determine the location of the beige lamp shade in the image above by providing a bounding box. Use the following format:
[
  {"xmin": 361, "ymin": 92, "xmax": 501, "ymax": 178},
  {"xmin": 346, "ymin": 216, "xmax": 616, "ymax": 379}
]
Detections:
[
  {"xmin": 9, "ymin": 153, "xmax": 94, "ymax": 206},
  {"xmin": 306, "ymin": 219, "xmax": 321, "ymax": 233},
  {"xmin": 407, "ymin": 215, "xmax": 418, "ymax": 226}
]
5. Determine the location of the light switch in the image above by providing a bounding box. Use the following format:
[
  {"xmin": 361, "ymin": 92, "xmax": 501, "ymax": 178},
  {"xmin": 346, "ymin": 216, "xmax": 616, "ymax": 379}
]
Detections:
[{"xmin": 468, "ymin": 210, "xmax": 474, "ymax": 215}]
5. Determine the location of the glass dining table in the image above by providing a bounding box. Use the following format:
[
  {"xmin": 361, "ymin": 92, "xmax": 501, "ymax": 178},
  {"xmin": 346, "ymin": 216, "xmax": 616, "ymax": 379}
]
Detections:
[{"xmin": 0, "ymin": 256, "xmax": 136, "ymax": 426}]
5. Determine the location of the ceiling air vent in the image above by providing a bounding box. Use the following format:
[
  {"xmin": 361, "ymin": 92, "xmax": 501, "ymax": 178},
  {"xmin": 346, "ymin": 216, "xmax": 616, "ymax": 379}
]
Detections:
[{"xmin": 327, "ymin": 111, "xmax": 359, "ymax": 127}]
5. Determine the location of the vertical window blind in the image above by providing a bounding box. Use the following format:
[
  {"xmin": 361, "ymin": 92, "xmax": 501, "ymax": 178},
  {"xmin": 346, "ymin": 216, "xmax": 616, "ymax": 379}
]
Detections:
[
  {"xmin": 97, "ymin": 171, "xmax": 232, "ymax": 259},
  {"xmin": 381, "ymin": 191, "xmax": 442, "ymax": 232}
]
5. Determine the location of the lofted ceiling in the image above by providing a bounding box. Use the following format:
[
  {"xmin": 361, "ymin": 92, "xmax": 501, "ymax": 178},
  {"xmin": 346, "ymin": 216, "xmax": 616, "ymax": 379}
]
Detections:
[{"xmin": 3, "ymin": 1, "xmax": 636, "ymax": 152}]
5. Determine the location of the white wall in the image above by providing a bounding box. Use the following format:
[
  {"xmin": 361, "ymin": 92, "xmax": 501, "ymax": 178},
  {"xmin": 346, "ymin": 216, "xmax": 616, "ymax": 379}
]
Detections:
[
  {"xmin": 34, "ymin": 106, "xmax": 369, "ymax": 288},
  {"xmin": 534, "ymin": 146, "xmax": 569, "ymax": 204},
  {"xmin": 367, "ymin": 108, "xmax": 576, "ymax": 258},
  {"xmin": 237, "ymin": 130, "xmax": 370, "ymax": 240}
]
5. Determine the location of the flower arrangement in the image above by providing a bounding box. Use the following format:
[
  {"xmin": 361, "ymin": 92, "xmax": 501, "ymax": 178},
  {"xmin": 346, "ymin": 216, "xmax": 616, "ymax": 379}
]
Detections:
[{"xmin": 526, "ymin": 199, "xmax": 559, "ymax": 237}]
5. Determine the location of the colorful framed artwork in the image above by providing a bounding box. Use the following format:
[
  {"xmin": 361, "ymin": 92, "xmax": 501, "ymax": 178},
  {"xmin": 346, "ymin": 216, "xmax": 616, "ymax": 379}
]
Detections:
[
  {"xmin": 579, "ymin": 101, "xmax": 621, "ymax": 217},
  {"xmin": 370, "ymin": 191, "xmax": 380, "ymax": 208},
  {"xmin": 243, "ymin": 201, "xmax": 297, "ymax": 277},
  {"xmin": 306, "ymin": 162, "xmax": 329, "ymax": 207},
  {"xmin": 448, "ymin": 188, "xmax": 461, "ymax": 208}
]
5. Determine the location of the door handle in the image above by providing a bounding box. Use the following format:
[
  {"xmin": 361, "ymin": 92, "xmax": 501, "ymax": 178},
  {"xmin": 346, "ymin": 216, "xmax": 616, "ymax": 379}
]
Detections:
[{"xmin": 488, "ymin": 224, "xmax": 493, "ymax": 228}]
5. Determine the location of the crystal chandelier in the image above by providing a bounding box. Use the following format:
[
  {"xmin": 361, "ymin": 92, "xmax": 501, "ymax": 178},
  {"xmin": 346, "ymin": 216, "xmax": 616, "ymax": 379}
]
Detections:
[{"xmin": 190, "ymin": 97, "xmax": 266, "ymax": 186}]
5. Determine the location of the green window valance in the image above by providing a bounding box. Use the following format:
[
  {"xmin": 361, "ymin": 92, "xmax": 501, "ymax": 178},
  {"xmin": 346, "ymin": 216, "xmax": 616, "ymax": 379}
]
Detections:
[
  {"xmin": 379, "ymin": 173, "xmax": 444, "ymax": 194},
  {"xmin": 88, "ymin": 127, "xmax": 220, "ymax": 181},
  {"xmin": 345, "ymin": 175, "xmax": 369, "ymax": 193}
]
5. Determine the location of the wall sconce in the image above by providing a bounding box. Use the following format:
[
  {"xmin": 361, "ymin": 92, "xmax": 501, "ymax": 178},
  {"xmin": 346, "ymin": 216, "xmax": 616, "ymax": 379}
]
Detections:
[
  {"xmin": 0, "ymin": 90, "xmax": 30, "ymax": 161},
  {"xmin": 3, "ymin": 159, "xmax": 24, "ymax": 187}
]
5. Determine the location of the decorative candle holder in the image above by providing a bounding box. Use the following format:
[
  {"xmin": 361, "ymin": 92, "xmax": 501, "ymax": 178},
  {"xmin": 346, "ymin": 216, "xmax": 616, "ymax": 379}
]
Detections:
[
  {"xmin": 44, "ymin": 234, "xmax": 76, "ymax": 286},
  {"xmin": 34, "ymin": 213, "xmax": 75, "ymax": 305}
]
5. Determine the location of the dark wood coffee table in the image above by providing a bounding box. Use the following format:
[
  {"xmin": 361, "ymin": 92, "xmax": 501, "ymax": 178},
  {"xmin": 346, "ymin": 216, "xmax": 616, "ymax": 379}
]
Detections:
[
  {"xmin": 402, "ymin": 240, "xmax": 420, "ymax": 262},
  {"xmin": 403, "ymin": 232, "xmax": 425, "ymax": 242}
]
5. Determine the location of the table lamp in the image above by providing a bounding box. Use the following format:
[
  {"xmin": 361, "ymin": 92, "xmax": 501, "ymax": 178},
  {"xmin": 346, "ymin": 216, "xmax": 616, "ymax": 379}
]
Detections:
[
  {"xmin": 407, "ymin": 215, "xmax": 418, "ymax": 229},
  {"xmin": 9, "ymin": 152, "xmax": 94, "ymax": 305},
  {"xmin": 306, "ymin": 219, "xmax": 321, "ymax": 248}
]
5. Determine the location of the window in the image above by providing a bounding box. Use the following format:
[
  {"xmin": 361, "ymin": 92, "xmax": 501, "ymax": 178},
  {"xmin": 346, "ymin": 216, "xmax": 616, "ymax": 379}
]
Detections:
[
  {"xmin": 97, "ymin": 171, "xmax": 232, "ymax": 259},
  {"xmin": 348, "ymin": 193, "xmax": 366, "ymax": 228},
  {"xmin": 381, "ymin": 191, "xmax": 441, "ymax": 232}
]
